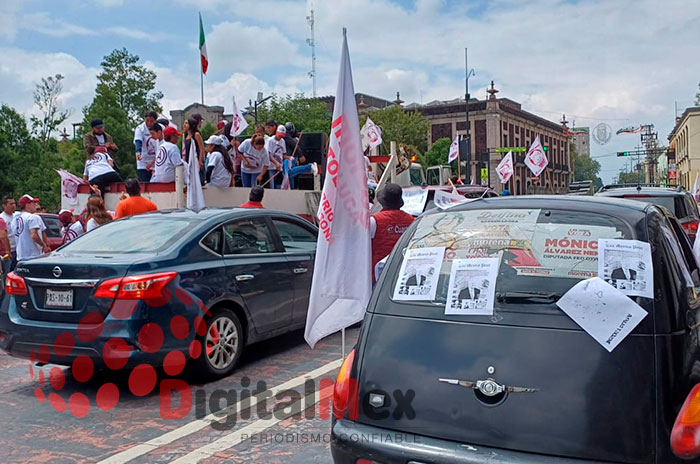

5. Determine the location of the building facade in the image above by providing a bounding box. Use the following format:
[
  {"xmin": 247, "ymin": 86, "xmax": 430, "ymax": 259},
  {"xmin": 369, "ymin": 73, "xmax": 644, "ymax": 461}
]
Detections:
[
  {"xmin": 170, "ymin": 103, "xmax": 226, "ymax": 130},
  {"xmin": 570, "ymin": 127, "xmax": 590, "ymax": 157},
  {"xmin": 415, "ymin": 83, "xmax": 572, "ymax": 195},
  {"xmin": 670, "ymin": 107, "xmax": 700, "ymax": 190}
]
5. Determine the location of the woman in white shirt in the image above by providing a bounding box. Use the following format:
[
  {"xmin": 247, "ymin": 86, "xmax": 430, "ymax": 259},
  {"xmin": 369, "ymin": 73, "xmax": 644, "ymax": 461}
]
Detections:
[
  {"xmin": 238, "ymin": 135, "xmax": 270, "ymax": 187},
  {"xmin": 204, "ymin": 135, "xmax": 234, "ymax": 189},
  {"xmin": 85, "ymin": 196, "xmax": 113, "ymax": 232},
  {"xmin": 83, "ymin": 146, "xmax": 122, "ymax": 196}
]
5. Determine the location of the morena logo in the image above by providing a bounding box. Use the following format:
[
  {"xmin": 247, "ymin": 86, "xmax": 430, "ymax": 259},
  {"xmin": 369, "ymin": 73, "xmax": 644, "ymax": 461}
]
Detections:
[{"xmin": 28, "ymin": 286, "xmax": 211, "ymax": 418}]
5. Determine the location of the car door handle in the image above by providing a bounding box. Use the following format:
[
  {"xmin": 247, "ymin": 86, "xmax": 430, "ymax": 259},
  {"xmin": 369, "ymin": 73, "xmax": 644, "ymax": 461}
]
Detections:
[
  {"xmin": 293, "ymin": 267, "xmax": 308, "ymax": 274},
  {"xmin": 235, "ymin": 274, "xmax": 255, "ymax": 282}
]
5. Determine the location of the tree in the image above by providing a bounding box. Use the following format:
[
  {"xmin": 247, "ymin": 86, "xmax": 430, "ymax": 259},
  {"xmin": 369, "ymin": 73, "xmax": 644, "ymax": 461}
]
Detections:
[
  {"xmin": 617, "ymin": 170, "xmax": 643, "ymax": 184},
  {"xmin": 418, "ymin": 137, "xmax": 454, "ymax": 170},
  {"xmin": 96, "ymin": 48, "xmax": 163, "ymax": 125},
  {"xmin": 570, "ymin": 141, "xmax": 602, "ymax": 189},
  {"xmin": 696, "ymin": 82, "xmax": 700, "ymax": 106},
  {"xmin": 360, "ymin": 106, "xmax": 430, "ymax": 154},
  {"xmin": 30, "ymin": 74, "xmax": 70, "ymax": 146},
  {"xmin": 254, "ymin": 94, "xmax": 331, "ymax": 133}
]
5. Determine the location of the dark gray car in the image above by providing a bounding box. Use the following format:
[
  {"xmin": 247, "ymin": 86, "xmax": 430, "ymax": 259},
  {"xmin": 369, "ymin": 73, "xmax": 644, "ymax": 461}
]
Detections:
[{"xmin": 331, "ymin": 196, "xmax": 700, "ymax": 463}]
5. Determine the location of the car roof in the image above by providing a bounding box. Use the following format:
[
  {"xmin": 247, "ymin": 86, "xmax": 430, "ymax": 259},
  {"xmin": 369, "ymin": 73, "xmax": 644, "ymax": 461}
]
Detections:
[
  {"xmin": 117, "ymin": 207, "xmax": 316, "ymax": 227},
  {"xmin": 402, "ymin": 185, "xmax": 494, "ymax": 192},
  {"xmin": 438, "ymin": 195, "xmax": 654, "ymax": 220},
  {"xmin": 596, "ymin": 186, "xmax": 688, "ymax": 197}
]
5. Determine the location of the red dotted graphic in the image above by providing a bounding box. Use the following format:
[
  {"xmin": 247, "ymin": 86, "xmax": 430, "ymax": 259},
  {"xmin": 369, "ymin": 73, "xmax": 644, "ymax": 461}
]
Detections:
[
  {"xmin": 96, "ymin": 383, "xmax": 119, "ymax": 411},
  {"xmin": 71, "ymin": 356, "xmax": 94, "ymax": 383},
  {"xmin": 128, "ymin": 364, "xmax": 157, "ymax": 397},
  {"xmin": 28, "ymin": 286, "xmax": 212, "ymax": 418},
  {"xmin": 163, "ymin": 350, "xmax": 186, "ymax": 376},
  {"xmin": 138, "ymin": 323, "xmax": 164, "ymax": 353},
  {"xmin": 53, "ymin": 332, "xmax": 75, "ymax": 357},
  {"xmin": 49, "ymin": 367, "xmax": 65, "ymax": 391}
]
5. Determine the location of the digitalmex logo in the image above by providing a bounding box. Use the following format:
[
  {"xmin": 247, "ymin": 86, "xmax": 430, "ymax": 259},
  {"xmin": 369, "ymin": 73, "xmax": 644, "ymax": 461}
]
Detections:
[{"xmin": 28, "ymin": 285, "xmax": 212, "ymax": 418}]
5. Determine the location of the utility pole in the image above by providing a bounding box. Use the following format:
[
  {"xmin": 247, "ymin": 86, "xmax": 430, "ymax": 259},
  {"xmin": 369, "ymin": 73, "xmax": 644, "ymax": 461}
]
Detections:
[
  {"xmin": 640, "ymin": 124, "xmax": 658, "ymax": 183},
  {"xmin": 306, "ymin": 6, "xmax": 317, "ymax": 98}
]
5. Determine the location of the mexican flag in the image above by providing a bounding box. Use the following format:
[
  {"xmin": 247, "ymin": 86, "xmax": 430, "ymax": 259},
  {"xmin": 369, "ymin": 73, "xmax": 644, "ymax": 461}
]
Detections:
[
  {"xmin": 616, "ymin": 126, "xmax": 639, "ymax": 135},
  {"xmin": 199, "ymin": 13, "xmax": 208, "ymax": 75}
]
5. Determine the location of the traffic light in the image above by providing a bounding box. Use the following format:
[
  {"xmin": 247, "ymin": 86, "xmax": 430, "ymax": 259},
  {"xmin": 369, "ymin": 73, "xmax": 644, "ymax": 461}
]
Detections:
[
  {"xmin": 543, "ymin": 146, "xmax": 548, "ymax": 151},
  {"xmin": 617, "ymin": 151, "xmax": 630, "ymax": 157}
]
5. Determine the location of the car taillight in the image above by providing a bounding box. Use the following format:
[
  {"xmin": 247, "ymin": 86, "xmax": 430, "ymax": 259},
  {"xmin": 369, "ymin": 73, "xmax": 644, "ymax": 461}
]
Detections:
[
  {"xmin": 94, "ymin": 272, "xmax": 177, "ymax": 300},
  {"xmin": 671, "ymin": 384, "xmax": 700, "ymax": 459},
  {"xmin": 333, "ymin": 349, "xmax": 359, "ymax": 420},
  {"xmin": 682, "ymin": 220, "xmax": 699, "ymax": 234},
  {"xmin": 5, "ymin": 272, "xmax": 27, "ymax": 295}
]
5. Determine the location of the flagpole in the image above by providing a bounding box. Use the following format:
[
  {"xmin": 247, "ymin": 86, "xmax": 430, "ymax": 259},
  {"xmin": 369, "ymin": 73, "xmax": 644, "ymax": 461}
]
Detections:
[{"xmin": 199, "ymin": 11, "xmax": 204, "ymax": 105}]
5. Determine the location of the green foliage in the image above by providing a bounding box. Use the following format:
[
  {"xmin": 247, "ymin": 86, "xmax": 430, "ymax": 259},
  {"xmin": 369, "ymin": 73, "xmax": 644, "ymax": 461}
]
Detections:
[
  {"xmin": 571, "ymin": 141, "xmax": 602, "ymax": 188},
  {"xmin": 253, "ymin": 94, "xmax": 331, "ymax": 134},
  {"xmin": 30, "ymin": 74, "xmax": 69, "ymax": 146},
  {"xmin": 696, "ymin": 82, "xmax": 700, "ymax": 106},
  {"xmin": 360, "ymin": 106, "xmax": 430, "ymax": 154},
  {"xmin": 616, "ymin": 170, "xmax": 644, "ymax": 184},
  {"xmin": 418, "ymin": 137, "xmax": 453, "ymax": 170},
  {"xmin": 200, "ymin": 122, "xmax": 216, "ymax": 141},
  {"xmin": 96, "ymin": 48, "xmax": 163, "ymax": 125}
]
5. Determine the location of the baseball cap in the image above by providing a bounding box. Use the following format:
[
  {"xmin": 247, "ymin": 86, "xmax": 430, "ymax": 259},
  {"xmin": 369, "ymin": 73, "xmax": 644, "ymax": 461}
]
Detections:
[
  {"xmin": 204, "ymin": 135, "xmax": 223, "ymax": 145},
  {"xmin": 217, "ymin": 120, "xmax": 228, "ymax": 131},
  {"xmin": 18, "ymin": 194, "xmax": 40, "ymax": 208},
  {"xmin": 276, "ymin": 125, "xmax": 286, "ymax": 136},
  {"xmin": 58, "ymin": 209, "xmax": 74, "ymax": 224},
  {"xmin": 91, "ymin": 118, "xmax": 104, "ymax": 128},
  {"xmin": 163, "ymin": 126, "xmax": 183, "ymax": 138}
]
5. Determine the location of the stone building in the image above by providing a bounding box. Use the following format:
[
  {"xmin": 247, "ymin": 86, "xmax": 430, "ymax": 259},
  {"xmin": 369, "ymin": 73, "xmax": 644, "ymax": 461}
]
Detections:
[
  {"xmin": 670, "ymin": 107, "xmax": 700, "ymax": 190},
  {"xmin": 170, "ymin": 103, "xmax": 227, "ymax": 130},
  {"xmin": 570, "ymin": 127, "xmax": 590, "ymax": 157},
  {"xmin": 414, "ymin": 82, "xmax": 572, "ymax": 195}
]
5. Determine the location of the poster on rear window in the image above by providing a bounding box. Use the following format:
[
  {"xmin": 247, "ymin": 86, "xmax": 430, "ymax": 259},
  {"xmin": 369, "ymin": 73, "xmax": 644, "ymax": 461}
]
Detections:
[
  {"xmin": 444, "ymin": 257, "xmax": 500, "ymax": 316},
  {"xmin": 393, "ymin": 246, "xmax": 445, "ymax": 301},
  {"xmin": 556, "ymin": 277, "xmax": 648, "ymax": 352},
  {"xmin": 598, "ymin": 239, "xmax": 654, "ymax": 299},
  {"xmin": 401, "ymin": 189, "xmax": 429, "ymax": 216},
  {"xmin": 513, "ymin": 225, "xmax": 622, "ymax": 279}
]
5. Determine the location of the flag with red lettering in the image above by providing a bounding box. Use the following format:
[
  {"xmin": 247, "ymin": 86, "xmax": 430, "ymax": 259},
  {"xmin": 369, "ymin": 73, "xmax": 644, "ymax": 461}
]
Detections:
[
  {"xmin": 448, "ymin": 136, "xmax": 459, "ymax": 163},
  {"xmin": 229, "ymin": 96, "xmax": 248, "ymax": 137},
  {"xmin": 497, "ymin": 151, "xmax": 514, "ymax": 183},
  {"xmin": 524, "ymin": 136, "xmax": 548, "ymax": 177},
  {"xmin": 305, "ymin": 30, "xmax": 371, "ymax": 348}
]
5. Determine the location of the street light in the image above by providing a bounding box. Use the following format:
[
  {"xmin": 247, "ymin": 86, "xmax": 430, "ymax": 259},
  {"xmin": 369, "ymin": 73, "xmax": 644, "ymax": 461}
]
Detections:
[
  {"xmin": 248, "ymin": 93, "xmax": 273, "ymax": 125},
  {"xmin": 461, "ymin": 48, "xmax": 476, "ymax": 183}
]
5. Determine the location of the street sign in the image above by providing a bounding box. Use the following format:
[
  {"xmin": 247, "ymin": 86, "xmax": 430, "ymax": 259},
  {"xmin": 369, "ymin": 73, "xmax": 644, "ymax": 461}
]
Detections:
[{"xmin": 481, "ymin": 168, "xmax": 488, "ymax": 179}]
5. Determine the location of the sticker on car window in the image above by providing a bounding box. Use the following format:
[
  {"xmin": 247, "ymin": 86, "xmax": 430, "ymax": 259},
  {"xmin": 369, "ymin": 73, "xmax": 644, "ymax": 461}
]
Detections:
[
  {"xmin": 445, "ymin": 256, "xmax": 500, "ymax": 316},
  {"xmin": 556, "ymin": 277, "xmax": 648, "ymax": 352},
  {"xmin": 393, "ymin": 246, "xmax": 444, "ymax": 301},
  {"xmin": 598, "ymin": 239, "xmax": 654, "ymax": 299}
]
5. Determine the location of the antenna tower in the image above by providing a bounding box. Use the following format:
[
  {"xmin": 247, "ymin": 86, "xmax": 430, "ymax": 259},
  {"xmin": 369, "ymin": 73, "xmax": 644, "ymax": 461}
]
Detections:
[{"xmin": 306, "ymin": 7, "xmax": 317, "ymax": 97}]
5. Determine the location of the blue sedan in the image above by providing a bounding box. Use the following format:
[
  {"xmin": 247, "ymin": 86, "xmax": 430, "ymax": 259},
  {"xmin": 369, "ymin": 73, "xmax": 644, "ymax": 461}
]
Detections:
[{"xmin": 0, "ymin": 208, "xmax": 318, "ymax": 378}]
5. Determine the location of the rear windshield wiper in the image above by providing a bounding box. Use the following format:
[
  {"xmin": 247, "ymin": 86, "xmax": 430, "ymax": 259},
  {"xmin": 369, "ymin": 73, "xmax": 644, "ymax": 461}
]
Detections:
[{"xmin": 496, "ymin": 291, "xmax": 562, "ymax": 303}]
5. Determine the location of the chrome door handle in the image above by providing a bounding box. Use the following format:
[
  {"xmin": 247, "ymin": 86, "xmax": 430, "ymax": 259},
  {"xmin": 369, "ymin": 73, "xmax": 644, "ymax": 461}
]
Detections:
[
  {"xmin": 293, "ymin": 267, "xmax": 308, "ymax": 274},
  {"xmin": 235, "ymin": 274, "xmax": 255, "ymax": 282}
]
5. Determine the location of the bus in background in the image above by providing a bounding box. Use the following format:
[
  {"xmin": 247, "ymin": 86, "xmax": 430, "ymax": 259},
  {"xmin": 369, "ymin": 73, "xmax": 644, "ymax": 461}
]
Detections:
[{"xmin": 568, "ymin": 180, "xmax": 595, "ymax": 195}]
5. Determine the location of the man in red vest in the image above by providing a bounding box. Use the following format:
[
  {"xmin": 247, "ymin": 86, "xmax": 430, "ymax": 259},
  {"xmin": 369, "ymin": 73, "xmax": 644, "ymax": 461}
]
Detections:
[{"xmin": 370, "ymin": 183, "xmax": 414, "ymax": 283}]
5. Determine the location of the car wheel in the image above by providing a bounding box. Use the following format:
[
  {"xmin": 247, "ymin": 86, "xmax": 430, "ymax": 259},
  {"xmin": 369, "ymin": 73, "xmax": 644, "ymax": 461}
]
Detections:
[{"xmin": 194, "ymin": 308, "xmax": 243, "ymax": 379}]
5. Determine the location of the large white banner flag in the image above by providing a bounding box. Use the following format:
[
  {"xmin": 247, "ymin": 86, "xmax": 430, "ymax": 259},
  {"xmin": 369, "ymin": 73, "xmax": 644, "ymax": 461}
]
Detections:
[
  {"xmin": 186, "ymin": 140, "xmax": 205, "ymax": 212},
  {"xmin": 360, "ymin": 117, "xmax": 383, "ymax": 151},
  {"xmin": 497, "ymin": 151, "xmax": 514, "ymax": 184},
  {"xmin": 693, "ymin": 172, "xmax": 699, "ymax": 200},
  {"xmin": 524, "ymin": 136, "xmax": 548, "ymax": 177},
  {"xmin": 229, "ymin": 96, "xmax": 249, "ymax": 137},
  {"xmin": 448, "ymin": 136, "xmax": 460, "ymax": 163},
  {"xmin": 305, "ymin": 30, "xmax": 371, "ymax": 348}
]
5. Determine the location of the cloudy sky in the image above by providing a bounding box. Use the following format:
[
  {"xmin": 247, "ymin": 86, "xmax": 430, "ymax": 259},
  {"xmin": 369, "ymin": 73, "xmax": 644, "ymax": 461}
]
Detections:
[{"xmin": 1, "ymin": 0, "xmax": 699, "ymax": 181}]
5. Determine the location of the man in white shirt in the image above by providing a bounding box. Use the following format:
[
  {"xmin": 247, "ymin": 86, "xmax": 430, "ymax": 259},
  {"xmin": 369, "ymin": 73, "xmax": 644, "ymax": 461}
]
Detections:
[
  {"xmin": 139, "ymin": 123, "xmax": 164, "ymax": 182},
  {"xmin": 1, "ymin": 196, "xmax": 17, "ymax": 271},
  {"xmin": 12, "ymin": 195, "xmax": 49, "ymax": 261},
  {"xmin": 151, "ymin": 126, "xmax": 184, "ymax": 183},
  {"xmin": 265, "ymin": 125, "xmax": 286, "ymax": 189},
  {"xmin": 134, "ymin": 111, "xmax": 159, "ymax": 182}
]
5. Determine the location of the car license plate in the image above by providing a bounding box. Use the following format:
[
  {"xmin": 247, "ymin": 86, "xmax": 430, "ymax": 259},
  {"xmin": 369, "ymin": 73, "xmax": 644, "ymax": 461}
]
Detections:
[{"xmin": 45, "ymin": 289, "xmax": 74, "ymax": 309}]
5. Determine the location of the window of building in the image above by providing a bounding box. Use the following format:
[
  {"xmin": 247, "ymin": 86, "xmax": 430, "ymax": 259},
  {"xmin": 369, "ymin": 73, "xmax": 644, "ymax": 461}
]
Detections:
[{"xmin": 503, "ymin": 134, "xmax": 508, "ymax": 147}]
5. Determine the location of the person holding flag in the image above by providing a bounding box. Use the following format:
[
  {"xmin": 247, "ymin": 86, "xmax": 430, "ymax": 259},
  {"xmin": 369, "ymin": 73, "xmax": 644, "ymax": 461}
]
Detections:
[{"xmin": 304, "ymin": 29, "xmax": 372, "ymax": 350}]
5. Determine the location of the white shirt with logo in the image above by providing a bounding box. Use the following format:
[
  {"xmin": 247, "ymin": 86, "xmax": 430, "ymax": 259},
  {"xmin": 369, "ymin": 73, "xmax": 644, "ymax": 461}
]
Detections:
[
  {"xmin": 266, "ymin": 137, "xmax": 286, "ymax": 171},
  {"xmin": 238, "ymin": 139, "xmax": 270, "ymax": 174},
  {"xmin": 83, "ymin": 153, "xmax": 115, "ymax": 180},
  {"xmin": 207, "ymin": 152, "xmax": 233, "ymax": 188},
  {"xmin": 62, "ymin": 221, "xmax": 84, "ymax": 244},
  {"xmin": 12, "ymin": 211, "xmax": 46, "ymax": 260},
  {"xmin": 151, "ymin": 141, "xmax": 184, "ymax": 183},
  {"xmin": 0, "ymin": 211, "xmax": 17, "ymax": 251},
  {"xmin": 139, "ymin": 136, "xmax": 162, "ymax": 170}
]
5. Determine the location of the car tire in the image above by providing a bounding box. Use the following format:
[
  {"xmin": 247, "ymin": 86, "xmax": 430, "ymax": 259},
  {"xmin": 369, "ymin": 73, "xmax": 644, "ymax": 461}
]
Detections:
[{"xmin": 193, "ymin": 308, "xmax": 243, "ymax": 379}]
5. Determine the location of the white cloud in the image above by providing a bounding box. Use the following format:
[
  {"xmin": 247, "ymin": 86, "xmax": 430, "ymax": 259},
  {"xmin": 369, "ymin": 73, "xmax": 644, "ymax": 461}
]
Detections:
[
  {"xmin": 94, "ymin": 0, "xmax": 124, "ymax": 6},
  {"xmin": 105, "ymin": 26, "xmax": 171, "ymax": 42},
  {"xmin": 22, "ymin": 12, "xmax": 95, "ymax": 38},
  {"xmin": 0, "ymin": 0, "xmax": 21, "ymax": 40}
]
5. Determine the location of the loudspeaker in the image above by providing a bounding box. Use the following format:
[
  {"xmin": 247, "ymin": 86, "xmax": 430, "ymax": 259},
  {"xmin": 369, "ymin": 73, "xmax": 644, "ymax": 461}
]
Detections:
[{"xmin": 296, "ymin": 133, "xmax": 327, "ymax": 190}]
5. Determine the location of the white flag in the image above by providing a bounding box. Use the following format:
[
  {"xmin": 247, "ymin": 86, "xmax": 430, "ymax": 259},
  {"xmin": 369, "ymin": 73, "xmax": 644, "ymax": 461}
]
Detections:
[
  {"xmin": 305, "ymin": 30, "xmax": 372, "ymax": 349},
  {"xmin": 186, "ymin": 141, "xmax": 205, "ymax": 212},
  {"xmin": 448, "ymin": 136, "xmax": 460, "ymax": 163},
  {"xmin": 524, "ymin": 136, "xmax": 548, "ymax": 177},
  {"xmin": 434, "ymin": 189, "xmax": 473, "ymax": 209},
  {"xmin": 496, "ymin": 151, "xmax": 514, "ymax": 184},
  {"xmin": 693, "ymin": 172, "xmax": 699, "ymax": 200},
  {"xmin": 360, "ymin": 117, "xmax": 383, "ymax": 151},
  {"xmin": 229, "ymin": 96, "xmax": 249, "ymax": 138}
]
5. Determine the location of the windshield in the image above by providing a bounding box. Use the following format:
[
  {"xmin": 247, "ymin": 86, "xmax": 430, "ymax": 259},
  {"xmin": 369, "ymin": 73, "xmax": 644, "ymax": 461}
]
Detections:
[
  {"xmin": 390, "ymin": 208, "xmax": 633, "ymax": 306},
  {"xmin": 60, "ymin": 216, "xmax": 200, "ymax": 253}
]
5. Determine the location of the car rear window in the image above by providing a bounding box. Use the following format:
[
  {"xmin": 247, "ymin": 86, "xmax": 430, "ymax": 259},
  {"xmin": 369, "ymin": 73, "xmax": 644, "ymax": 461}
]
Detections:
[
  {"xmin": 622, "ymin": 195, "xmax": 688, "ymax": 219},
  {"xmin": 61, "ymin": 216, "xmax": 199, "ymax": 253},
  {"xmin": 385, "ymin": 208, "xmax": 635, "ymax": 310},
  {"xmin": 41, "ymin": 216, "xmax": 61, "ymax": 238}
]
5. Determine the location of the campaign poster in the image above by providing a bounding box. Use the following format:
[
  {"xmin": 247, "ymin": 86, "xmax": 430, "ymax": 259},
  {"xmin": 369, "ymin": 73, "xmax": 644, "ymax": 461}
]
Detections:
[
  {"xmin": 393, "ymin": 247, "xmax": 445, "ymax": 301},
  {"xmin": 598, "ymin": 239, "xmax": 654, "ymax": 299},
  {"xmin": 401, "ymin": 189, "xmax": 429, "ymax": 216},
  {"xmin": 444, "ymin": 257, "xmax": 500, "ymax": 316}
]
